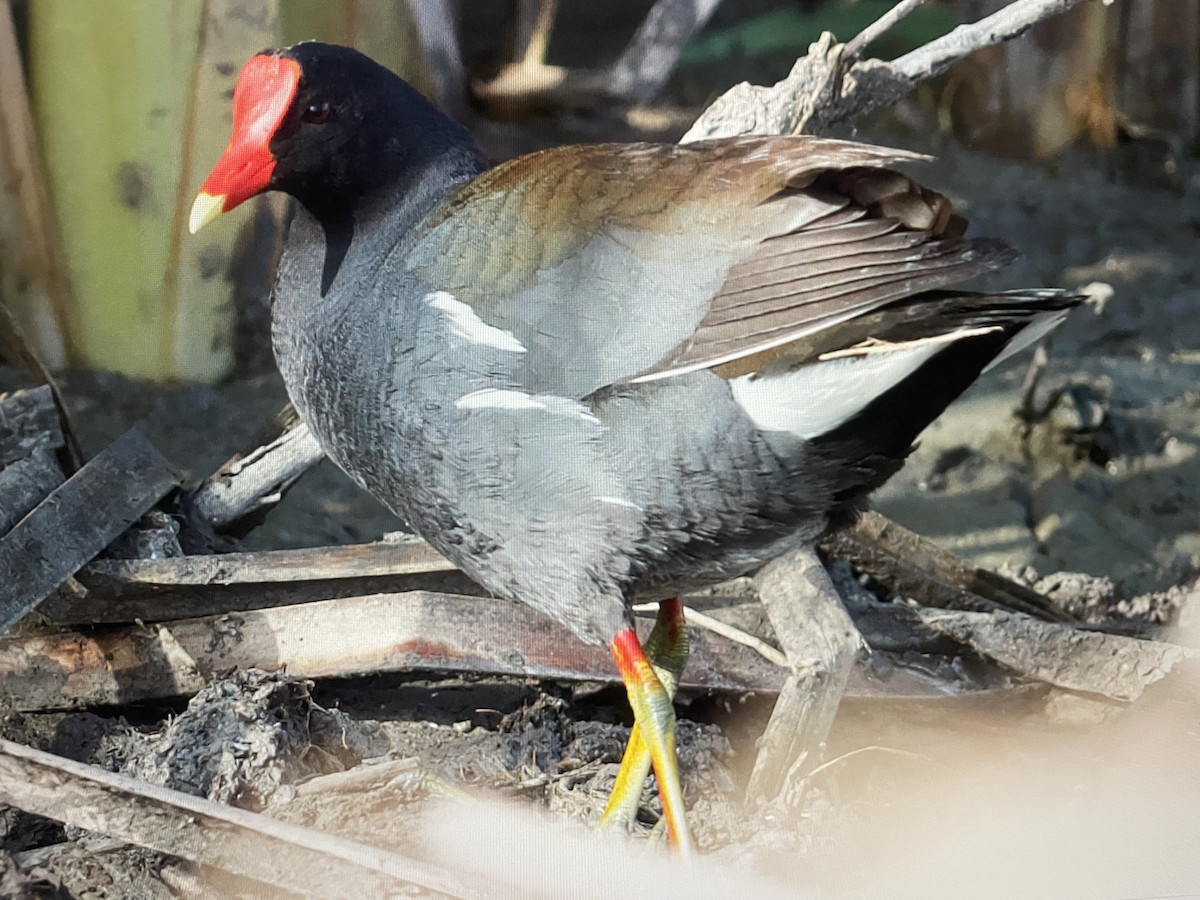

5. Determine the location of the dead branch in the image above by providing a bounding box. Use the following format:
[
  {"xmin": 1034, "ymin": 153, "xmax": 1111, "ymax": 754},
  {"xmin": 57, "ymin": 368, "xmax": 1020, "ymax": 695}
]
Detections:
[
  {"xmin": 891, "ymin": 0, "xmax": 1087, "ymax": 86},
  {"xmin": 916, "ymin": 607, "xmax": 1199, "ymax": 702},
  {"xmin": 403, "ymin": 0, "xmax": 471, "ymax": 124},
  {"xmin": 0, "ymin": 588, "xmax": 993, "ymax": 711},
  {"xmin": 84, "ymin": 533, "xmax": 453, "ymax": 588},
  {"xmin": 185, "ymin": 408, "xmax": 323, "ymax": 535},
  {"xmin": 43, "ymin": 537, "xmax": 464, "ymax": 624},
  {"xmin": 844, "ymin": 0, "xmax": 929, "ymax": 59},
  {"xmin": 607, "ymin": 0, "xmax": 723, "ymax": 102},
  {"xmin": 0, "ymin": 738, "xmax": 474, "ymax": 899},
  {"xmin": 821, "ymin": 510, "xmax": 1076, "ymax": 623},
  {"xmin": 746, "ymin": 546, "xmax": 862, "ymax": 808},
  {"xmin": 683, "ymin": 0, "xmax": 1091, "ymax": 140},
  {"xmin": 0, "ymin": 590, "xmax": 780, "ymax": 710},
  {"xmin": 0, "ymin": 428, "xmax": 178, "ymax": 633}
]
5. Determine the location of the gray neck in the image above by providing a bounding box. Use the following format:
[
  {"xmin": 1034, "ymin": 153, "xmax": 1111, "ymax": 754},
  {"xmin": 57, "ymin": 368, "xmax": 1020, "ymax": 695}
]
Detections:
[{"xmin": 274, "ymin": 145, "xmax": 486, "ymax": 324}]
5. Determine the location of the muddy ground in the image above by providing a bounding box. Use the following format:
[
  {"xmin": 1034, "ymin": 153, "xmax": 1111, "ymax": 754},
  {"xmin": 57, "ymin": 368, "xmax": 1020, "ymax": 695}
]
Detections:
[{"xmin": 3, "ymin": 11, "xmax": 1200, "ymax": 899}]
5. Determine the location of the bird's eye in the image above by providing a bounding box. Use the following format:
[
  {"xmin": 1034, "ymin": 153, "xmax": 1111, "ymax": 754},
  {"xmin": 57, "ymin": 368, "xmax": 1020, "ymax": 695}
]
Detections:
[{"xmin": 302, "ymin": 101, "xmax": 331, "ymax": 125}]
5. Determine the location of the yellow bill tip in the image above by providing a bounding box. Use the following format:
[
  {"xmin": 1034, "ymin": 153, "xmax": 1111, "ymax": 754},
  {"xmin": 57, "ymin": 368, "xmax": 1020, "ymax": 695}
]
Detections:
[{"xmin": 188, "ymin": 191, "xmax": 226, "ymax": 235}]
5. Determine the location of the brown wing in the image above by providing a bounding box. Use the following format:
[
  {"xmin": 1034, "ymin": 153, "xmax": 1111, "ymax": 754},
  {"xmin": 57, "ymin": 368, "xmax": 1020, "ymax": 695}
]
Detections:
[
  {"xmin": 407, "ymin": 135, "xmax": 1009, "ymax": 397},
  {"xmin": 632, "ymin": 167, "xmax": 1013, "ymax": 381}
]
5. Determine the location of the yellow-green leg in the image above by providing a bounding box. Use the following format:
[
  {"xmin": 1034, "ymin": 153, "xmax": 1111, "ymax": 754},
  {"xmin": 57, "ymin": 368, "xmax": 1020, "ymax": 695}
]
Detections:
[{"xmin": 599, "ymin": 598, "xmax": 692, "ymax": 852}]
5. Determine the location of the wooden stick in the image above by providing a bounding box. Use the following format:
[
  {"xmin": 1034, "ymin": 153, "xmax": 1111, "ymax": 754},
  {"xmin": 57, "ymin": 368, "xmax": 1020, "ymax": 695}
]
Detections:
[
  {"xmin": 2, "ymin": 588, "xmax": 982, "ymax": 712},
  {"xmin": 746, "ymin": 546, "xmax": 862, "ymax": 808},
  {"xmin": 821, "ymin": 511, "xmax": 1074, "ymax": 622},
  {"xmin": 844, "ymin": 0, "xmax": 929, "ymax": 59},
  {"xmin": 0, "ymin": 738, "xmax": 475, "ymax": 899},
  {"xmin": 44, "ymin": 538, "xmax": 462, "ymax": 624},
  {"xmin": 186, "ymin": 411, "xmax": 324, "ymax": 535},
  {"xmin": 0, "ymin": 428, "xmax": 179, "ymax": 633},
  {"xmin": 82, "ymin": 535, "xmax": 453, "ymax": 588},
  {"xmin": 0, "ymin": 590, "xmax": 788, "ymax": 711},
  {"xmin": 607, "ymin": 0, "xmax": 722, "ymax": 102},
  {"xmin": 683, "ymin": 0, "xmax": 1089, "ymax": 140}
]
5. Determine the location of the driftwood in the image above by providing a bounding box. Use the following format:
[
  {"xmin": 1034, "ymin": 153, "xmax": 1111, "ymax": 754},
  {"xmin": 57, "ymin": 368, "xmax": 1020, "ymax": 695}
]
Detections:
[
  {"xmin": 0, "ymin": 738, "xmax": 473, "ymax": 899},
  {"xmin": 0, "ymin": 590, "xmax": 783, "ymax": 712},
  {"xmin": 0, "ymin": 586, "xmax": 999, "ymax": 712},
  {"xmin": 185, "ymin": 406, "xmax": 323, "ymax": 535},
  {"xmin": 917, "ymin": 607, "xmax": 1199, "ymax": 702},
  {"xmin": 0, "ymin": 428, "xmax": 178, "ymax": 633},
  {"xmin": 684, "ymin": 0, "xmax": 1091, "ymax": 140},
  {"xmin": 821, "ymin": 511, "xmax": 1076, "ymax": 623},
  {"xmin": 746, "ymin": 546, "xmax": 862, "ymax": 808}
]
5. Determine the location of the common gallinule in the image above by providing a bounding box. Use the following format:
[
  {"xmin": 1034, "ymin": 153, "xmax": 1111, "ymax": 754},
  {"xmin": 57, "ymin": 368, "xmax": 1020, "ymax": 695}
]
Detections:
[{"xmin": 190, "ymin": 43, "xmax": 1080, "ymax": 852}]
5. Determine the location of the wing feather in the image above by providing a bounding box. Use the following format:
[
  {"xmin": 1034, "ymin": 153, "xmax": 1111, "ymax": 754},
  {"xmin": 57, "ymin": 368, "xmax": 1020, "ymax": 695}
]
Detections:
[{"xmin": 407, "ymin": 135, "xmax": 1009, "ymax": 396}]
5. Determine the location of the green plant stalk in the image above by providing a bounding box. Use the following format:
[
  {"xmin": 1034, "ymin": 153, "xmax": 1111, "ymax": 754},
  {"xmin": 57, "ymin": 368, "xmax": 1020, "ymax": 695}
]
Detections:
[{"xmin": 30, "ymin": 0, "xmax": 206, "ymax": 378}]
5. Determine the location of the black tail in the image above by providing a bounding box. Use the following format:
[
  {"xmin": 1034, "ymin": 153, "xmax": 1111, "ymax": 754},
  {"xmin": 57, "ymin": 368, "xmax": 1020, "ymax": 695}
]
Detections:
[{"xmin": 810, "ymin": 288, "xmax": 1082, "ymax": 524}]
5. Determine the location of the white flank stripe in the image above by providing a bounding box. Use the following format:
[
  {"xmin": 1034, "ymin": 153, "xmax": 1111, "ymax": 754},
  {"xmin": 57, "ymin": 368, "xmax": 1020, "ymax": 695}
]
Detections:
[
  {"xmin": 455, "ymin": 389, "xmax": 546, "ymax": 411},
  {"xmin": 595, "ymin": 495, "xmax": 641, "ymax": 510},
  {"xmin": 818, "ymin": 326, "xmax": 1001, "ymax": 360},
  {"xmin": 426, "ymin": 291, "xmax": 527, "ymax": 353},
  {"xmin": 731, "ymin": 343, "xmax": 943, "ymax": 438}
]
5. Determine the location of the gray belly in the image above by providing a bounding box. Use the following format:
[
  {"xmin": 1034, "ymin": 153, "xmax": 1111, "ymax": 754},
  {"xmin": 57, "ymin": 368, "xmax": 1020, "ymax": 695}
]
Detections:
[{"xmin": 278, "ymin": 315, "xmax": 835, "ymax": 642}]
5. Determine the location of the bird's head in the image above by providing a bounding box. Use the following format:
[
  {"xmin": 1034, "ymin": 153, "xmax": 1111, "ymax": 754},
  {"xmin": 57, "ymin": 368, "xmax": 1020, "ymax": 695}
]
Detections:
[{"xmin": 189, "ymin": 42, "xmax": 475, "ymax": 233}]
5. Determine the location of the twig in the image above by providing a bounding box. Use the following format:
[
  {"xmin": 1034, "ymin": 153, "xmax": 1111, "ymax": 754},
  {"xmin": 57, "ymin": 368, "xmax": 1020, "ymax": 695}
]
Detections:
[
  {"xmin": 632, "ymin": 600, "xmax": 788, "ymax": 667},
  {"xmin": 0, "ymin": 304, "xmax": 82, "ymax": 471},
  {"xmin": 746, "ymin": 546, "xmax": 863, "ymax": 808},
  {"xmin": 801, "ymin": 744, "xmax": 930, "ymax": 783},
  {"xmin": 403, "ymin": 0, "xmax": 470, "ymax": 123},
  {"xmin": 607, "ymin": 0, "xmax": 723, "ymax": 102},
  {"xmin": 1018, "ymin": 341, "xmax": 1052, "ymax": 421},
  {"xmin": 0, "ymin": 738, "xmax": 474, "ymax": 899},
  {"xmin": 844, "ymin": 0, "xmax": 929, "ymax": 59},
  {"xmin": 684, "ymin": 0, "xmax": 1090, "ymax": 140},
  {"xmin": 184, "ymin": 409, "xmax": 323, "ymax": 536},
  {"xmin": 890, "ymin": 0, "xmax": 1087, "ymax": 85},
  {"xmin": 820, "ymin": 511, "xmax": 1075, "ymax": 623},
  {"xmin": 0, "ymin": 428, "xmax": 179, "ymax": 633}
]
